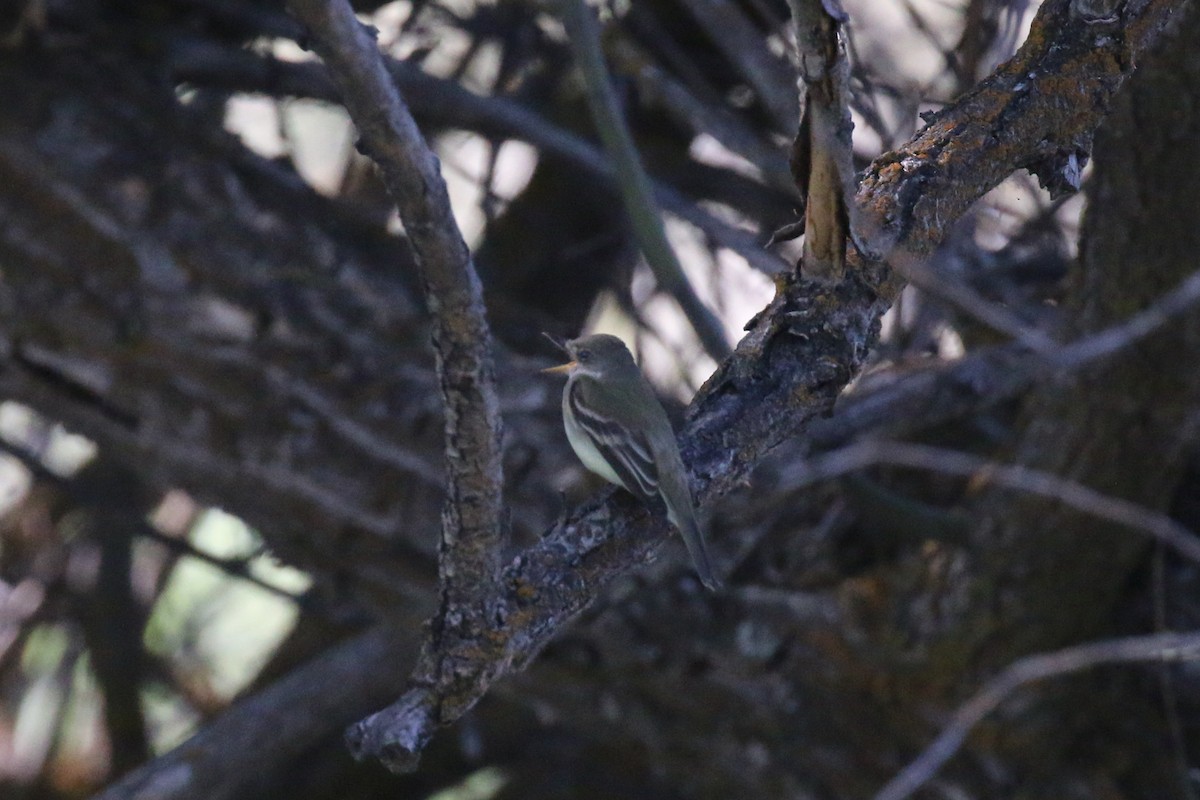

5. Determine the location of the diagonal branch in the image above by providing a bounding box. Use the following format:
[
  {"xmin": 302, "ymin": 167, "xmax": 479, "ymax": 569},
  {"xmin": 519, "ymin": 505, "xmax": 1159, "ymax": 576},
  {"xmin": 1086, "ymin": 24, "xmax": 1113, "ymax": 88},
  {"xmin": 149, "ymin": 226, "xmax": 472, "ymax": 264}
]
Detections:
[
  {"xmin": 873, "ymin": 630, "xmax": 1200, "ymax": 800},
  {"xmin": 810, "ymin": 260, "xmax": 1200, "ymax": 452},
  {"xmin": 853, "ymin": 0, "xmax": 1185, "ymax": 269},
  {"xmin": 559, "ymin": 0, "xmax": 731, "ymax": 360},
  {"xmin": 1053, "ymin": 267, "xmax": 1200, "ymax": 367},
  {"xmin": 885, "ymin": 254, "xmax": 1061, "ymax": 351},
  {"xmin": 785, "ymin": 441, "xmax": 1200, "ymax": 566},
  {"xmin": 92, "ymin": 623, "xmax": 420, "ymax": 800},
  {"xmin": 605, "ymin": 35, "xmax": 798, "ymax": 196},
  {"xmin": 678, "ymin": 0, "xmax": 799, "ymax": 131},
  {"xmin": 337, "ymin": 0, "xmax": 1184, "ymax": 773}
]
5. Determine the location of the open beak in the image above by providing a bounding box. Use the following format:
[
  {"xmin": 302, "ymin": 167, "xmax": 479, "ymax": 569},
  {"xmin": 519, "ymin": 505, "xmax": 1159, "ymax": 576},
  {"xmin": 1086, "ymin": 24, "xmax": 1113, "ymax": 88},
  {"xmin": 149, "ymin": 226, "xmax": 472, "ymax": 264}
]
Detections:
[{"xmin": 541, "ymin": 332, "xmax": 575, "ymax": 374}]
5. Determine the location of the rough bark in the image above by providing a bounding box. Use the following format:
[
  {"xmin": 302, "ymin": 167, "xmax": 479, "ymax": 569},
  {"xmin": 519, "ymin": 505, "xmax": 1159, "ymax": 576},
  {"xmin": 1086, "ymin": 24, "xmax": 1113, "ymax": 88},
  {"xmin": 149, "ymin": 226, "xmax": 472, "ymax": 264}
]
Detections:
[
  {"xmin": 868, "ymin": 3, "xmax": 1200, "ymax": 795},
  {"xmin": 343, "ymin": 0, "xmax": 1190, "ymax": 774}
]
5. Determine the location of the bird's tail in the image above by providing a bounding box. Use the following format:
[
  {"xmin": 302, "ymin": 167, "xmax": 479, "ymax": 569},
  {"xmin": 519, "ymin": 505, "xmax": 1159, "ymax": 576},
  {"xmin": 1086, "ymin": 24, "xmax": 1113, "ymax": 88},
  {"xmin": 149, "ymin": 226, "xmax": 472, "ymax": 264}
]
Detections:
[{"xmin": 667, "ymin": 502, "xmax": 721, "ymax": 591}]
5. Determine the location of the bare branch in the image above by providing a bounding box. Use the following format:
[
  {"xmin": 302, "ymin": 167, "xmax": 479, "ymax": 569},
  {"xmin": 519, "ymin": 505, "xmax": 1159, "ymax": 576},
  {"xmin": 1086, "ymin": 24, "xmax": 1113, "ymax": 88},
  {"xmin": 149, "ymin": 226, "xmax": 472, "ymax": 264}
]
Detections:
[
  {"xmin": 857, "ymin": 211, "xmax": 1200, "ymax": 360},
  {"xmin": 785, "ymin": 441, "xmax": 1200, "ymax": 566},
  {"xmin": 806, "ymin": 345, "xmax": 1034, "ymax": 450},
  {"xmin": 1054, "ymin": 267, "xmax": 1200, "ymax": 367},
  {"xmin": 306, "ymin": 0, "xmax": 1183, "ymax": 773},
  {"xmin": 678, "ymin": 0, "xmax": 799, "ymax": 131},
  {"xmin": 813, "ymin": 264, "xmax": 1200, "ymax": 449},
  {"xmin": 285, "ymin": 0, "xmax": 509, "ymax": 771},
  {"xmin": 872, "ymin": 631, "xmax": 1200, "ymax": 800},
  {"xmin": 605, "ymin": 36, "xmax": 797, "ymax": 196},
  {"xmin": 92, "ymin": 624, "xmax": 419, "ymax": 800},
  {"xmin": 886, "ymin": 255, "xmax": 1060, "ymax": 353},
  {"xmin": 853, "ymin": 0, "xmax": 1184, "ymax": 274},
  {"xmin": 286, "ymin": 0, "xmax": 504, "ymax": 596},
  {"xmin": 558, "ymin": 0, "xmax": 731, "ymax": 360},
  {"xmin": 134, "ymin": 524, "xmax": 304, "ymax": 605}
]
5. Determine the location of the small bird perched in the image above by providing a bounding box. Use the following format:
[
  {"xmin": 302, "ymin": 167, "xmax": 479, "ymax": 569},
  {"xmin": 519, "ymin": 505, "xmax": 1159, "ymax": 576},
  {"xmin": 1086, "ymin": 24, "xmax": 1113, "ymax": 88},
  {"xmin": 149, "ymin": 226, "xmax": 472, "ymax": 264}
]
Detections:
[{"xmin": 543, "ymin": 333, "xmax": 720, "ymax": 590}]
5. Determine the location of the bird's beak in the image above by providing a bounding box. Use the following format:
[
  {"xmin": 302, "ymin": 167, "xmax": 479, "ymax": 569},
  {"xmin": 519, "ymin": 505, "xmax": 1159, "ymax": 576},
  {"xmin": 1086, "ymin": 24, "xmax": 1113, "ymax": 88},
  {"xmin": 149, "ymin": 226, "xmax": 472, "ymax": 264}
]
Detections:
[{"xmin": 541, "ymin": 332, "xmax": 575, "ymax": 374}]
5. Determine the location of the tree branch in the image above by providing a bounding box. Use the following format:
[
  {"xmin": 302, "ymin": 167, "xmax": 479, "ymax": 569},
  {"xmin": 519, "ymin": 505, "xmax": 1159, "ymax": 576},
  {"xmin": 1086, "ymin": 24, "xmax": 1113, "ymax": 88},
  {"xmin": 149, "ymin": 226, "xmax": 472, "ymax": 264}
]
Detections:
[
  {"xmin": 854, "ymin": 0, "xmax": 1183, "ymax": 268},
  {"xmin": 91, "ymin": 624, "xmax": 418, "ymax": 800},
  {"xmin": 285, "ymin": 0, "xmax": 510, "ymax": 770},
  {"xmin": 288, "ymin": 0, "xmax": 504, "ymax": 603},
  {"xmin": 785, "ymin": 441, "xmax": 1200, "ymax": 566},
  {"xmin": 810, "ymin": 260, "xmax": 1200, "ymax": 450},
  {"xmin": 678, "ymin": 0, "xmax": 798, "ymax": 131},
  {"xmin": 336, "ymin": 0, "xmax": 1185, "ymax": 772},
  {"xmin": 786, "ymin": 0, "xmax": 855, "ymax": 277},
  {"xmin": 1053, "ymin": 267, "xmax": 1200, "ymax": 367},
  {"xmin": 558, "ymin": 0, "xmax": 731, "ymax": 360},
  {"xmin": 605, "ymin": 36, "xmax": 797, "ymax": 196},
  {"xmin": 873, "ymin": 631, "xmax": 1200, "ymax": 800}
]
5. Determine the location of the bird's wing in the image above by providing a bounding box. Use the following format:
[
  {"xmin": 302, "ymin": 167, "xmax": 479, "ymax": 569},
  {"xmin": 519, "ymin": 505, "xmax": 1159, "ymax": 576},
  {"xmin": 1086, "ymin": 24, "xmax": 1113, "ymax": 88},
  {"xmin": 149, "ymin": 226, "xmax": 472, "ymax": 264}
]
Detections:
[{"xmin": 568, "ymin": 379, "xmax": 660, "ymax": 503}]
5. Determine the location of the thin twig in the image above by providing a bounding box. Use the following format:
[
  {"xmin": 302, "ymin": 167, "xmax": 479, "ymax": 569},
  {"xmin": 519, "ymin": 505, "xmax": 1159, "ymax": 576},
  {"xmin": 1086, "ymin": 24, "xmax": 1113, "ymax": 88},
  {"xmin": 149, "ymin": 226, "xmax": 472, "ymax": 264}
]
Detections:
[
  {"xmin": 606, "ymin": 36, "xmax": 797, "ymax": 195},
  {"xmin": 873, "ymin": 630, "xmax": 1200, "ymax": 800},
  {"xmin": 135, "ymin": 524, "xmax": 304, "ymax": 604},
  {"xmin": 558, "ymin": 0, "xmax": 731, "ymax": 360},
  {"xmin": 1152, "ymin": 545, "xmax": 1200, "ymax": 800},
  {"xmin": 861, "ymin": 191, "xmax": 1200, "ymax": 361},
  {"xmin": 887, "ymin": 250, "xmax": 1060, "ymax": 354},
  {"xmin": 1053, "ymin": 268, "xmax": 1200, "ymax": 367},
  {"xmin": 0, "ymin": 436, "xmax": 62, "ymax": 484},
  {"xmin": 811, "ymin": 266, "xmax": 1200, "ymax": 454},
  {"xmin": 788, "ymin": 441, "xmax": 1200, "ymax": 565}
]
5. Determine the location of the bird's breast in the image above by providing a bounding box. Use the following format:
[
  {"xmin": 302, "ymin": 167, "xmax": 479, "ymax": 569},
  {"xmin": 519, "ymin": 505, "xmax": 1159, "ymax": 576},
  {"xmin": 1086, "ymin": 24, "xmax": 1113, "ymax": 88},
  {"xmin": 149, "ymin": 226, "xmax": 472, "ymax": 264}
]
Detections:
[{"xmin": 563, "ymin": 391, "xmax": 626, "ymax": 489}]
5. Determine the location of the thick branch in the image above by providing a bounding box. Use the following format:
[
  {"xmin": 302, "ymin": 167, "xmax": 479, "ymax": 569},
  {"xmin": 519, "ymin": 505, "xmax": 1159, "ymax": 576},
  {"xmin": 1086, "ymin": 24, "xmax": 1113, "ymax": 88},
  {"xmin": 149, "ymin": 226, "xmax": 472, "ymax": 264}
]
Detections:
[
  {"xmin": 854, "ymin": 0, "xmax": 1183, "ymax": 265},
  {"xmin": 92, "ymin": 624, "xmax": 418, "ymax": 800},
  {"xmin": 286, "ymin": 0, "xmax": 505, "ymax": 602},
  {"xmin": 340, "ymin": 0, "xmax": 1185, "ymax": 772}
]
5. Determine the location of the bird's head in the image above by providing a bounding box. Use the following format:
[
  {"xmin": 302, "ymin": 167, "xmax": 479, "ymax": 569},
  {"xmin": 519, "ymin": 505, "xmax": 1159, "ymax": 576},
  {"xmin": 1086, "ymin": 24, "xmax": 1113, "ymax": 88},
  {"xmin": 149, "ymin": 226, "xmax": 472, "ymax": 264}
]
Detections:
[{"xmin": 542, "ymin": 333, "xmax": 638, "ymax": 380}]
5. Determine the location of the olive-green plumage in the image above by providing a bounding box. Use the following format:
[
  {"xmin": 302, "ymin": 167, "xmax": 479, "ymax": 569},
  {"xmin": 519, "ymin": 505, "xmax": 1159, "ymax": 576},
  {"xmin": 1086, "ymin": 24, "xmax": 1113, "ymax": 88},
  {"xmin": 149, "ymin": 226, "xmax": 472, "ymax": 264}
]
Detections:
[{"xmin": 546, "ymin": 334, "xmax": 719, "ymax": 590}]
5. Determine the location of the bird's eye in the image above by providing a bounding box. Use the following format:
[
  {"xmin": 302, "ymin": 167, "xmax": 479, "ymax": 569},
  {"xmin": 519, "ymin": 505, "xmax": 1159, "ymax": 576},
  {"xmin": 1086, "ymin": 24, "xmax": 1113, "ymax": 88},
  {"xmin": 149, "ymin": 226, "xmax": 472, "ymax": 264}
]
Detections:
[{"xmin": 577, "ymin": 349, "xmax": 591, "ymax": 362}]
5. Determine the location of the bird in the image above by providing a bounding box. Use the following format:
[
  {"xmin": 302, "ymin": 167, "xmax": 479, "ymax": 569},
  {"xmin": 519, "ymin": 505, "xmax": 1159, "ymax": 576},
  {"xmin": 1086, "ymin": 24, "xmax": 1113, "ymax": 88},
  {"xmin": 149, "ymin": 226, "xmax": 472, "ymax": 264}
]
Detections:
[{"xmin": 543, "ymin": 333, "xmax": 720, "ymax": 590}]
